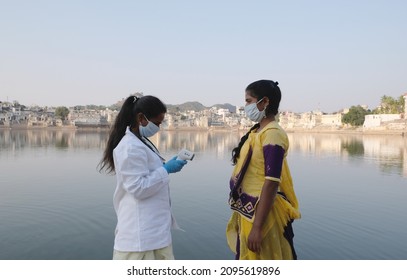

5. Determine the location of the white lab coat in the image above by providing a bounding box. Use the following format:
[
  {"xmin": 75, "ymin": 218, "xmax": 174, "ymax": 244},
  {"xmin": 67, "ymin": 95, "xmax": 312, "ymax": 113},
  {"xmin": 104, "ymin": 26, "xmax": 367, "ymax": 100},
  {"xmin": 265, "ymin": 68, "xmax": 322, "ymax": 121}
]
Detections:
[{"xmin": 112, "ymin": 127, "xmax": 172, "ymax": 252}]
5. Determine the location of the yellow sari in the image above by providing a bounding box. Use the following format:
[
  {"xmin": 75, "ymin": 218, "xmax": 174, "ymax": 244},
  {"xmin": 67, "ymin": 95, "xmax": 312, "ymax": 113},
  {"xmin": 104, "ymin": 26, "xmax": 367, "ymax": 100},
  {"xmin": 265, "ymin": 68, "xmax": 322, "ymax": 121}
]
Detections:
[{"xmin": 227, "ymin": 121, "xmax": 300, "ymax": 260}]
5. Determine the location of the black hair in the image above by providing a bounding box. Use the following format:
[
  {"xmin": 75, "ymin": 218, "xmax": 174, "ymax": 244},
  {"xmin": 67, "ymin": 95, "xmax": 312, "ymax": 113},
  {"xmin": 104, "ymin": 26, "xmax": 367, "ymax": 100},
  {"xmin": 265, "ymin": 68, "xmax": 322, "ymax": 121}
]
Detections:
[
  {"xmin": 231, "ymin": 79, "xmax": 281, "ymax": 165},
  {"xmin": 98, "ymin": 95, "xmax": 167, "ymax": 174},
  {"xmin": 246, "ymin": 79, "xmax": 281, "ymax": 116}
]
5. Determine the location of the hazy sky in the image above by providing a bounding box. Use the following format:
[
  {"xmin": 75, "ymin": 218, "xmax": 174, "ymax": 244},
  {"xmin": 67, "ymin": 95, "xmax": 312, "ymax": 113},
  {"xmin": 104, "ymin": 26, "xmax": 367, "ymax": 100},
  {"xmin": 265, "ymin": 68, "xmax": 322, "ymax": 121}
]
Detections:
[{"xmin": 1, "ymin": 0, "xmax": 406, "ymax": 112}]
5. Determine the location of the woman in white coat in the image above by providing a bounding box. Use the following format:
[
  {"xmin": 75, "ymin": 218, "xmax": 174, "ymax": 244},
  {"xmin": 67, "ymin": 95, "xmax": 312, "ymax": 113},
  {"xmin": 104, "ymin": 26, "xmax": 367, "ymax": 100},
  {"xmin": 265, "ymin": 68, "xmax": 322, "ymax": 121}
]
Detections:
[{"xmin": 99, "ymin": 95, "xmax": 187, "ymax": 260}]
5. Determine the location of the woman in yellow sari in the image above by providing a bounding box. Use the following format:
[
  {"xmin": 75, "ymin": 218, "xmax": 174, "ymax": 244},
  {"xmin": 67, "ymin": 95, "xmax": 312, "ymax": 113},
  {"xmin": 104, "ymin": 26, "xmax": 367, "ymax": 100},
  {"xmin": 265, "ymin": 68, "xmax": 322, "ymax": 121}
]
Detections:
[{"xmin": 227, "ymin": 80, "xmax": 300, "ymax": 260}]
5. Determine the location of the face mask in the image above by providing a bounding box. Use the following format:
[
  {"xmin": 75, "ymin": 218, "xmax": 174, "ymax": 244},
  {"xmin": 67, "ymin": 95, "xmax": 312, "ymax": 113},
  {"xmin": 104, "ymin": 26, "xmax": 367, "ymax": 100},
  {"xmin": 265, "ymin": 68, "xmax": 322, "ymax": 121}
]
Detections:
[
  {"xmin": 244, "ymin": 98, "xmax": 266, "ymax": 122},
  {"xmin": 139, "ymin": 116, "xmax": 160, "ymax": 137}
]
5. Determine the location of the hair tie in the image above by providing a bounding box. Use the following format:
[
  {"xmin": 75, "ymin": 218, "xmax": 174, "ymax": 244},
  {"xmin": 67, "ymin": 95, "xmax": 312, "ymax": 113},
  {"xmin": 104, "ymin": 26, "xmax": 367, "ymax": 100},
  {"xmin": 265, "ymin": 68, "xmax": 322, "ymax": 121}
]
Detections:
[{"xmin": 274, "ymin": 81, "xmax": 279, "ymax": 86}]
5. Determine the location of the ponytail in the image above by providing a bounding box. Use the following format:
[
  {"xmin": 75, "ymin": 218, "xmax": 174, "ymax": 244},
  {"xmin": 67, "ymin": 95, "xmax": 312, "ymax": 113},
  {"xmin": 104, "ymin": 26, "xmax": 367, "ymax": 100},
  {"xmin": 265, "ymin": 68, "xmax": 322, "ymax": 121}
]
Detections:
[{"xmin": 98, "ymin": 96, "xmax": 137, "ymax": 174}]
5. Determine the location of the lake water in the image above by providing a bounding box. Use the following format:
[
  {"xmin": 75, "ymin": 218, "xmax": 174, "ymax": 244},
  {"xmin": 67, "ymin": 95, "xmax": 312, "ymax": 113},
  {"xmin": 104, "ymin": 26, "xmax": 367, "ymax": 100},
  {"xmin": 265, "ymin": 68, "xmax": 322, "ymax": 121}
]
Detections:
[{"xmin": 0, "ymin": 129, "xmax": 406, "ymax": 260}]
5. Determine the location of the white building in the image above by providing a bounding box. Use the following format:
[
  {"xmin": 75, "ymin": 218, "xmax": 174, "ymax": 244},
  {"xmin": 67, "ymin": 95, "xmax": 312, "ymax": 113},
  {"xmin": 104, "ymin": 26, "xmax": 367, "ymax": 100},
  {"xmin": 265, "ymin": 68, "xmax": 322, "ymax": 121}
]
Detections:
[
  {"xmin": 236, "ymin": 106, "xmax": 245, "ymax": 116},
  {"xmin": 363, "ymin": 114, "xmax": 402, "ymax": 128},
  {"xmin": 320, "ymin": 113, "xmax": 343, "ymax": 127},
  {"xmin": 217, "ymin": 108, "xmax": 230, "ymax": 121}
]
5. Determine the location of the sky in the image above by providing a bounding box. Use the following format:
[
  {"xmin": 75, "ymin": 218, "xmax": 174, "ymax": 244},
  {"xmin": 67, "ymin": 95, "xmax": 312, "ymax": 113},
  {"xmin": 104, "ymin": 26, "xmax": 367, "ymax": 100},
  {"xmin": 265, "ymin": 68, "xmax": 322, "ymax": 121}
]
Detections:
[{"xmin": 1, "ymin": 0, "xmax": 406, "ymax": 113}]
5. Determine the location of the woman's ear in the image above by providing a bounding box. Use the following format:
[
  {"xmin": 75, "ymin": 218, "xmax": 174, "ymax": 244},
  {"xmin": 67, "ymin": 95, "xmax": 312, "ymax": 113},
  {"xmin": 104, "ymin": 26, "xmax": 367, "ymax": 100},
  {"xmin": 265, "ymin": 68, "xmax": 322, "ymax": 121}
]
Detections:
[
  {"xmin": 136, "ymin": 112, "xmax": 146, "ymax": 125},
  {"xmin": 262, "ymin": 97, "xmax": 270, "ymax": 108}
]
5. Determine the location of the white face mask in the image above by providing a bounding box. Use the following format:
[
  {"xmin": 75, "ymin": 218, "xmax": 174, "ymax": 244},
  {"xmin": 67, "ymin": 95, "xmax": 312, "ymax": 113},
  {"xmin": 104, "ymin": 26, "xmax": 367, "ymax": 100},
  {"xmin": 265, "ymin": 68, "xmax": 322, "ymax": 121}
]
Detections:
[
  {"xmin": 139, "ymin": 116, "xmax": 160, "ymax": 137},
  {"xmin": 244, "ymin": 98, "xmax": 266, "ymax": 122}
]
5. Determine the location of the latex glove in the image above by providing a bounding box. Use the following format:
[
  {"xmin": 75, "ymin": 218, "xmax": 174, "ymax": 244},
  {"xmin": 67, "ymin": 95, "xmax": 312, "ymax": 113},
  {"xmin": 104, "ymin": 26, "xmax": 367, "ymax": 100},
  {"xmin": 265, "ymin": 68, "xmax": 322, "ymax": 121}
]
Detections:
[{"xmin": 163, "ymin": 156, "xmax": 187, "ymax": 174}]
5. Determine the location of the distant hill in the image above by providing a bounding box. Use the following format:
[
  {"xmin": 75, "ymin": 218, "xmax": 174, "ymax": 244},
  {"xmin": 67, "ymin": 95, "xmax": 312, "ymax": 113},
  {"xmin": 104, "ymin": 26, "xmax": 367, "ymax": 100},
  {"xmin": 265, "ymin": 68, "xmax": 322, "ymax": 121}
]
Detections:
[
  {"xmin": 103, "ymin": 97, "xmax": 237, "ymax": 113},
  {"xmin": 166, "ymin": 102, "xmax": 236, "ymax": 113},
  {"xmin": 166, "ymin": 101, "xmax": 207, "ymax": 112}
]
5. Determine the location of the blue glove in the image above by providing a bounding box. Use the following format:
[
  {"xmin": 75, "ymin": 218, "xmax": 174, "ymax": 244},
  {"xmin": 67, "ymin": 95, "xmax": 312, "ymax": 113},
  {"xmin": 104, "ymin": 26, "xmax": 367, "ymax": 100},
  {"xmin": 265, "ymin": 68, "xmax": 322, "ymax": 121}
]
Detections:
[{"xmin": 163, "ymin": 156, "xmax": 187, "ymax": 174}]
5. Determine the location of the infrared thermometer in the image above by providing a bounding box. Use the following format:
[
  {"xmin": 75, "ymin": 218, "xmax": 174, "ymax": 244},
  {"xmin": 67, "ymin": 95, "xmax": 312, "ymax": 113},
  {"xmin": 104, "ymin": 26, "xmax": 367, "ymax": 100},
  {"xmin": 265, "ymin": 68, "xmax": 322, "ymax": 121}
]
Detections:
[{"xmin": 176, "ymin": 149, "xmax": 195, "ymax": 161}]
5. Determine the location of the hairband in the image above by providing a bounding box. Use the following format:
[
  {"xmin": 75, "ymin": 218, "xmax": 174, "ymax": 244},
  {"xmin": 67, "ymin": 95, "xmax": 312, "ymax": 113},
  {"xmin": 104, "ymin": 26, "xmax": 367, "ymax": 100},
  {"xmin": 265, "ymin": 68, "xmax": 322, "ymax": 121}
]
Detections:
[{"xmin": 133, "ymin": 96, "xmax": 139, "ymax": 103}]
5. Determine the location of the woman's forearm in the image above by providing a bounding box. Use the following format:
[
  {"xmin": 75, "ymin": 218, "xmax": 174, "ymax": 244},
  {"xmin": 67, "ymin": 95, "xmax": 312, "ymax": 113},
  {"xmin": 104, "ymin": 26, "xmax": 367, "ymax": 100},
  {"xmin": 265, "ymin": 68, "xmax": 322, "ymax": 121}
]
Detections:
[{"xmin": 253, "ymin": 180, "xmax": 279, "ymax": 229}]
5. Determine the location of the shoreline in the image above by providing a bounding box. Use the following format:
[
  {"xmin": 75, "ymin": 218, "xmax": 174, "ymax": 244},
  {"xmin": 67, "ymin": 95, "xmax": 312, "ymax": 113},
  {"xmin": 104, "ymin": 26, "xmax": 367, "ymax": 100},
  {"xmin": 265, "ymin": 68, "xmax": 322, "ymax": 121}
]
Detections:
[
  {"xmin": 285, "ymin": 128, "xmax": 406, "ymax": 136},
  {"xmin": 1, "ymin": 124, "xmax": 406, "ymax": 136}
]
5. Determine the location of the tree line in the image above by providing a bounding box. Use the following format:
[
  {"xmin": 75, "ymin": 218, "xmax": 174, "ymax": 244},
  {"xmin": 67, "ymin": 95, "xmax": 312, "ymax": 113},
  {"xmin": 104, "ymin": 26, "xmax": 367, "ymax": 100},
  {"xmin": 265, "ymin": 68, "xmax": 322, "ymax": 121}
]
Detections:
[
  {"xmin": 342, "ymin": 95, "xmax": 405, "ymax": 126},
  {"xmin": 53, "ymin": 94, "xmax": 405, "ymax": 127}
]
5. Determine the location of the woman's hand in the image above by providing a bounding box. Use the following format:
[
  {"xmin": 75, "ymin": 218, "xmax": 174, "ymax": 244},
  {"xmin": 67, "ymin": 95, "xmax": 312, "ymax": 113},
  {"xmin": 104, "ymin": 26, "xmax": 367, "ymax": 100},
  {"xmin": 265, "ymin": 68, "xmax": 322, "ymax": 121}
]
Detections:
[
  {"xmin": 163, "ymin": 156, "xmax": 187, "ymax": 173},
  {"xmin": 247, "ymin": 226, "xmax": 262, "ymax": 253},
  {"xmin": 248, "ymin": 180, "xmax": 279, "ymax": 254}
]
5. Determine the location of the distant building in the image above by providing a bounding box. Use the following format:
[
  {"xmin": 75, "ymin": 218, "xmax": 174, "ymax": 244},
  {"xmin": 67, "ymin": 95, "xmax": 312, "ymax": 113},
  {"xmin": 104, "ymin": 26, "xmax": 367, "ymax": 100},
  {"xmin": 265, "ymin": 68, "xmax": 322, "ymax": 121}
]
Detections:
[
  {"xmin": 363, "ymin": 114, "xmax": 402, "ymax": 128},
  {"xmin": 320, "ymin": 113, "xmax": 342, "ymax": 127}
]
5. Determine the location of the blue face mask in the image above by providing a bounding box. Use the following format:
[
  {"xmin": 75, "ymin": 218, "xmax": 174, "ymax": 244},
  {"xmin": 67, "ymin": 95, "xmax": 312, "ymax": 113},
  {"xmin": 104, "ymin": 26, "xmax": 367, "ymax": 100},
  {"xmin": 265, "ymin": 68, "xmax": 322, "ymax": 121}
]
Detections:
[
  {"xmin": 139, "ymin": 115, "xmax": 160, "ymax": 137},
  {"xmin": 244, "ymin": 98, "xmax": 266, "ymax": 122}
]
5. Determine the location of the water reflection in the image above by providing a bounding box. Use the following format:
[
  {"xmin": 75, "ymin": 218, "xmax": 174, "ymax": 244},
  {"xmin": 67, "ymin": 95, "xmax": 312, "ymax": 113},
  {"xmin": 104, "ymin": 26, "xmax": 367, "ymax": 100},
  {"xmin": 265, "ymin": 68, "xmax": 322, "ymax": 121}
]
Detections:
[
  {"xmin": 1, "ymin": 129, "xmax": 406, "ymax": 177},
  {"xmin": 0, "ymin": 129, "xmax": 108, "ymax": 152},
  {"xmin": 153, "ymin": 131, "xmax": 245, "ymax": 160},
  {"xmin": 341, "ymin": 139, "xmax": 365, "ymax": 157},
  {"xmin": 288, "ymin": 133, "xmax": 407, "ymax": 177}
]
